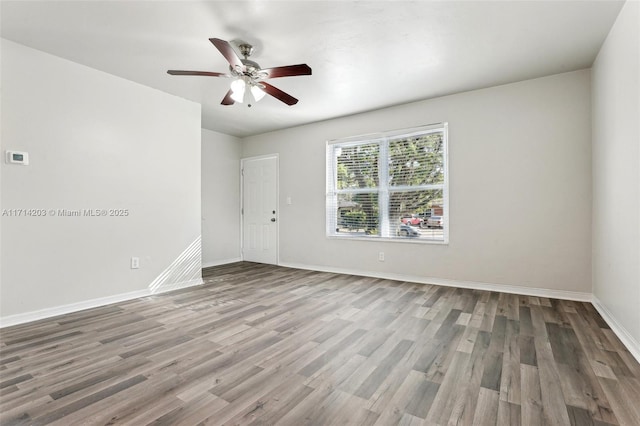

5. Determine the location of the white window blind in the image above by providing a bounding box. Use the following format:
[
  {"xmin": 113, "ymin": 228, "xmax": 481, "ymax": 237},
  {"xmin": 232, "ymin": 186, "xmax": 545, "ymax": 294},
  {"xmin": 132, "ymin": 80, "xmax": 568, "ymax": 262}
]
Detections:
[{"xmin": 326, "ymin": 123, "xmax": 448, "ymax": 242}]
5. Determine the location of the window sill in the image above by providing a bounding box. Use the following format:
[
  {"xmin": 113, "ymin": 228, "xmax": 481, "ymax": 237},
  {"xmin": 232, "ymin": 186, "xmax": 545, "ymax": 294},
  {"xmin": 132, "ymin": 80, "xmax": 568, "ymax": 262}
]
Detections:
[{"xmin": 327, "ymin": 234, "xmax": 448, "ymax": 245}]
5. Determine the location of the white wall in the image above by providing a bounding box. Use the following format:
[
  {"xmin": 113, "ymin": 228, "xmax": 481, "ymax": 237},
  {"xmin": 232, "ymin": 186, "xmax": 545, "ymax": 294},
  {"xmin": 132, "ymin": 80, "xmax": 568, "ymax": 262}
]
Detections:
[
  {"xmin": 243, "ymin": 70, "xmax": 592, "ymax": 296},
  {"xmin": 201, "ymin": 129, "xmax": 242, "ymax": 267},
  {"xmin": 0, "ymin": 39, "xmax": 202, "ymax": 322},
  {"xmin": 591, "ymin": 1, "xmax": 640, "ymax": 353}
]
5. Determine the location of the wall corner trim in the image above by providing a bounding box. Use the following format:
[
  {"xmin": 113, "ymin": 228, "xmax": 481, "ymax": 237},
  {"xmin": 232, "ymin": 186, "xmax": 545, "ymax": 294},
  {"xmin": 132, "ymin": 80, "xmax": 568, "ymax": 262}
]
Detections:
[
  {"xmin": 0, "ymin": 278, "xmax": 204, "ymax": 329},
  {"xmin": 592, "ymin": 296, "xmax": 640, "ymax": 364}
]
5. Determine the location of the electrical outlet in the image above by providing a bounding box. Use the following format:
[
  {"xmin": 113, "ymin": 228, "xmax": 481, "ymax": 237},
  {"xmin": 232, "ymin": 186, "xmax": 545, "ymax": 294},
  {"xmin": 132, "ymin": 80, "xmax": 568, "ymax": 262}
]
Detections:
[
  {"xmin": 131, "ymin": 257, "xmax": 140, "ymax": 269},
  {"xmin": 378, "ymin": 252, "xmax": 385, "ymax": 262}
]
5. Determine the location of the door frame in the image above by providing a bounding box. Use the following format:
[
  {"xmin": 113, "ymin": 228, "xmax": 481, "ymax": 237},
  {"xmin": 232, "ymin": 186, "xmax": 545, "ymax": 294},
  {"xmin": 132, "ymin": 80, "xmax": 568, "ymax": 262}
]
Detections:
[{"xmin": 240, "ymin": 154, "xmax": 279, "ymax": 265}]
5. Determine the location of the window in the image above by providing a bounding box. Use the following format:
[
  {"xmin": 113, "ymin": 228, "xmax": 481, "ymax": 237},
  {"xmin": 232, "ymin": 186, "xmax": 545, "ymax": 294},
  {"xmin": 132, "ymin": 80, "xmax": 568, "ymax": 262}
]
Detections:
[{"xmin": 326, "ymin": 123, "xmax": 448, "ymax": 242}]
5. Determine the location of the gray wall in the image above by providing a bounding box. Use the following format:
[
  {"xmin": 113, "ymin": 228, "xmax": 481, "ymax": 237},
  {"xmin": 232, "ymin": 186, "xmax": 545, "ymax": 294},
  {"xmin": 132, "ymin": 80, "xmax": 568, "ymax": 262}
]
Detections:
[
  {"xmin": 592, "ymin": 1, "xmax": 640, "ymax": 352},
  {"xmin": 201, "ymin": 129, "xmax": 242, "ymax": 266},
  {"xmin": 242, "ymin": 70, "xmax": 593, "ymax": 296},
  {"xmin": 1, "ymin": 39, "xmax": 202, "ymax": 320}
]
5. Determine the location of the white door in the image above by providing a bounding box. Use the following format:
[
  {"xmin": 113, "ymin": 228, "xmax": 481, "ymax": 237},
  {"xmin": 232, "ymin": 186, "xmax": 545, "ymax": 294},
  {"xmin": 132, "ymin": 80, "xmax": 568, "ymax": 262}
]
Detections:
[{"xmin": 242, "ymin": 155, "xmax": 278, "ymax": 264}]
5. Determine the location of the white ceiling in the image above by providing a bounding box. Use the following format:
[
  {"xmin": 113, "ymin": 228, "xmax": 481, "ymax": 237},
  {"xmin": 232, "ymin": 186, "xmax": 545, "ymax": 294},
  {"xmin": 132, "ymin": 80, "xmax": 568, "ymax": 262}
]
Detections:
[{"xmin": 1, "ymin": 1, "xmax": 624, "ymax": 137}]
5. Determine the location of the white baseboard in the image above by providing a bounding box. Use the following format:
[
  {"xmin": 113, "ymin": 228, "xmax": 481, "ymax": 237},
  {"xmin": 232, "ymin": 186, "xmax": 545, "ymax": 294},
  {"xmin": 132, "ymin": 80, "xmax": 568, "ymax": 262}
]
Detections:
[
  {"xmin": 592, "ymin": 296, "xmax": 640, "ymax": 363},
  {"xmin": 278, "ymin": 261, "xmax": 592, "ymax": 302},
  {"xmin": 0, "ymin": 278, "xmax": 204, "ymax": 329},
  {"xmin": 202, "ymin": 257, "xmax": 242, "ymax": 268}
]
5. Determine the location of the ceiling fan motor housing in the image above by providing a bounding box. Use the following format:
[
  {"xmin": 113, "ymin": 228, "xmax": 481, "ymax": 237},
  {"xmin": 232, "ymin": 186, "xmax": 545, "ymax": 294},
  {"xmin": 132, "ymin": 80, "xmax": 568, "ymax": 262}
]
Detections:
[
  {"xmin": 231, "ymin": 59, "xmax": 261, "ymax": 76},
  {"xmin": 238, "ymin": 43, "xmax": 254, "ymax": 58}
]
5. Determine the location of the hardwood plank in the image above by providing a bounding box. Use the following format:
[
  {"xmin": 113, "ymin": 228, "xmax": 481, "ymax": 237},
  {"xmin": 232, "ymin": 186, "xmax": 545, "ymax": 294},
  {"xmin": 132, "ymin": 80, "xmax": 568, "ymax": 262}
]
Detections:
[
  {"xmin": 473, "ymin": 387, "xmax": 500, "ymax": 426},
  {"xmin": 548, "ymin": 323, "xmax": 617, "ymax": 423},
  {"xmin": 48, "ymin": 356, "xmax": 150, "ymax": 400},
  {"xmin": 567, "ymin": 405, "xmax": 598, "ymax": 426},
  {"xmin": 245, "ymin": 378, "xmax": 314, "ymax": 425},
  {"xmin": 57, "ymin": 372, "xmax": 187, "ymax": 425},
  {"xmin": 519, "ymin": 335, "xmax": 537, "ymax": 366},
  {"xmin": 599, "ymin": 377, "xmax": 640, "ymax": 426},
  {"xmin": 357, "ymin": 328, "xmax": 395, "ymax": 358},
  {"xmin": 481, "ymin": 350, "xmax": 503, "ymax": 391},
  {"xmin": 354, "ymin": 339, "xmax": 414, "ymax": 399},
  {"xmin": 534, "ymin": 337, "xmax": 573, "ymax": 425},
  {"xmin": 421, "ymin": 327, "xmax": 466, "ymax": 383},
  {"xmin": 521, "ymin": 364, "xmax": 543, "ymax": 426},
  {"xmin": 29, "ymin": 375, "xmax": 147, "ymax": 425},
  {"xmin": 498, "ymin": 400, "xmax": 521, "ymax": 426},
  {"xmin": 447, "ymin": 330, "xmax": 491, "ymax": 425},
  {"xmin": 298, "ymin": 327, "xmax": 366, "ymax": 376},
  {"xmin": 146, "ymin": 393, "xmax": 223, "ymax": 425},
  {"xmin": 425, "ymin": 350, "xmax": 471, "ymax": 424},
  {"xmin": 372, "ymin": 369, "xmax": 438, "ymax": 424}
]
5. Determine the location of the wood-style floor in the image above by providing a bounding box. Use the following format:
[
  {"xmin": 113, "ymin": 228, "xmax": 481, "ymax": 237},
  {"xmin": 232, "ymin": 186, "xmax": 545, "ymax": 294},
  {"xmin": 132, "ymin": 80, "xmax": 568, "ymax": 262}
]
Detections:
[{"xmin": 1, "ymin": 262, "xmax": 639, "ymax": 426}]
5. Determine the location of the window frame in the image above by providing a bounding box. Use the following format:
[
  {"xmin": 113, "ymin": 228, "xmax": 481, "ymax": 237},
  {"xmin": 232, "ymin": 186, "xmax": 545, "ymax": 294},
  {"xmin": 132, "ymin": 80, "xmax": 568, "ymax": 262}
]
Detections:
[{"xmin": 326, "ymin": 123, "xmax": 449, "ymax": 244}]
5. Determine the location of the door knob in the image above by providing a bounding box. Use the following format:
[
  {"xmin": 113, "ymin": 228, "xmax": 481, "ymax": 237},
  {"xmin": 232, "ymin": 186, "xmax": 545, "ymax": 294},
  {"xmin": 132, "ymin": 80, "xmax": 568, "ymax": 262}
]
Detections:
[{"xmin": 271, "ymin": 218, "xmax": 276, "ymax": 222}]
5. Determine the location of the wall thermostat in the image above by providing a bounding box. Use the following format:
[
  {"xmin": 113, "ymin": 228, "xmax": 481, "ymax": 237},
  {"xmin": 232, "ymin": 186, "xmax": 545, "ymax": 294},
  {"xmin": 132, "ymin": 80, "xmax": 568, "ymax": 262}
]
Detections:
[{"xmin": 5, "ymin": 151, "xmax": 29, "ymax": 165}]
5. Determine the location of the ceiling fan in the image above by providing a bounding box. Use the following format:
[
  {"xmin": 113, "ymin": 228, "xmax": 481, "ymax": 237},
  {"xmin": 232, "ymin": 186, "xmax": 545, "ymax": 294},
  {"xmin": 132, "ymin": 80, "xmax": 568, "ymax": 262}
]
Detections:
[{"xmin": 168, "ymin": 38, "xmax": 312, "ymax": 107}]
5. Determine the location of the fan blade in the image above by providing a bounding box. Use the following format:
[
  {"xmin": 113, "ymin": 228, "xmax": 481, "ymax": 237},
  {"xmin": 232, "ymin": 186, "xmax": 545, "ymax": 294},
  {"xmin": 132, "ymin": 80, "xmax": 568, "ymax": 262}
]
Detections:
[
  {"xmin": 261, "ymin": 82, "xmax": 299, "ymax": 105},
  {"xmin": 221, "ymin": 90, "xmax": 235, "ymax": 105},
  {"xmin": 210, "ymin": 38, "xmax": 244, "ymax": 70},
  {"xmin": 260, "ymin": 64, "xmax": 312, "ymax": 79},
  {"xmin": 167, "ymin": 70, "xmax": 229, "ymax": 77}
]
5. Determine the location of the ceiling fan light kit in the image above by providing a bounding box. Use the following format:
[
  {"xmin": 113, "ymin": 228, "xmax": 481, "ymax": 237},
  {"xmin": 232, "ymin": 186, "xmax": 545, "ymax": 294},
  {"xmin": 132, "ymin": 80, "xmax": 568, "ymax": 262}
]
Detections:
[
  {"xmin": 229, "ymin": 78, "xmax": 266, "ymax": 107},
  {"xmin": 168, "ymin": 38, "xmax": 312, "ymax": 107}
]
